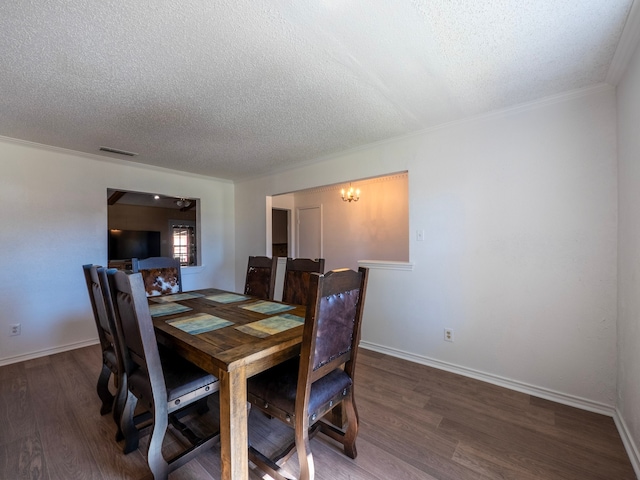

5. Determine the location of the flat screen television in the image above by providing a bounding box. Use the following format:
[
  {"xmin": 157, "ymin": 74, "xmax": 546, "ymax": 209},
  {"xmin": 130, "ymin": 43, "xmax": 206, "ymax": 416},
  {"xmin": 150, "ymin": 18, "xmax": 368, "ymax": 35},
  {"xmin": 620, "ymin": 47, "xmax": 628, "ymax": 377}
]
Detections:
[{"xmin": 108, "ymin": 229, "xmax": 161, "ymax": 260}]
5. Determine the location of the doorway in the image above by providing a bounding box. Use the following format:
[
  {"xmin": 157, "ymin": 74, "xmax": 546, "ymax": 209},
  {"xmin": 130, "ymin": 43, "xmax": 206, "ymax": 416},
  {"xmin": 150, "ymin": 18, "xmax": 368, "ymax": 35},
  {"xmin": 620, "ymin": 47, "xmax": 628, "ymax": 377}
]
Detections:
[
  {"xmin": 272, "ymin": 208, "xmax": 289, "ymax": 257},
  {"xmin": 297, "ymin": 205, "xmax": 323, "ymax": 259}
]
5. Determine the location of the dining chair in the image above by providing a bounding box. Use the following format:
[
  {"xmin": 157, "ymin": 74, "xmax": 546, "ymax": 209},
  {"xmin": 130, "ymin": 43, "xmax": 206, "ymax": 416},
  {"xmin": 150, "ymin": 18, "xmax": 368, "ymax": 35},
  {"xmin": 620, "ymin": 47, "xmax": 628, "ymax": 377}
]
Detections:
[
  {"xmin": 247, "ymin": 267, "xmax": 369, "ymax": 480},
  {"xmin": 83, "ymin": 264, "xmax": 129, "ymax": 443},
  {"xmin": 82, "ymin": 264, "xmax": 123, "ymax": 416},
  {"xmin": 244, "ymin": 255, "xmax": 278, "ymax": 300},
  {"xmin": 107, "ymin": 269, "xmax": 220, "ymax": 480},
  {"xmin": 281, "ymin": 258, "xmax": 325, "ymax": 305},
  {"xmin": 131, "ymin": 256, "xmax": 182, "ymax": 297}
]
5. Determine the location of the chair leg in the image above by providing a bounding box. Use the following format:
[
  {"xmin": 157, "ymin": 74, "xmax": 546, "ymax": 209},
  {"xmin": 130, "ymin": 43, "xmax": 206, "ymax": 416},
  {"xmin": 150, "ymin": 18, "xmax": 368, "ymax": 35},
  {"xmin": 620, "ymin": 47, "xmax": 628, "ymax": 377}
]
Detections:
[
  {"xmin": 317, "ymin": 394, "xmax": 359, "ymax": 459},
  {"xmin": 342, "ymin": 393, "xmax": 358, "ymax": 459},
  {"xmin": 295, "ymin": 420, "xmax": 314, "ymax": 480},
  {"xmin": 113, "ymin": 373, "xmax": 127, "ymax": 442},
  {"xmin": 121, "ymin": 392, "xmax": 140, "ymax": 454},
  {"xmin": 147, "ymin": 409, "xmax": 169, "ymax": 480},
  {"xmin": 248, "ymin": 446, "xmax": 294, "ymax": 480},
  {"xmin": 97, "ymin": 363, "xmax": 114, "ymax": 415}
]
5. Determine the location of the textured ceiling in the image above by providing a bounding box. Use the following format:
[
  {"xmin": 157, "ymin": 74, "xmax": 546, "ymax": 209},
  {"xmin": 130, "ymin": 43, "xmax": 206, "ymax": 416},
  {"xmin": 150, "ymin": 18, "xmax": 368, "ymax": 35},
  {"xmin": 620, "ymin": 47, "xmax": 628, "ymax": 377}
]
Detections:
[{"xmin": 0, "ymin": 1, "xmax": 635, "ymax": 180}]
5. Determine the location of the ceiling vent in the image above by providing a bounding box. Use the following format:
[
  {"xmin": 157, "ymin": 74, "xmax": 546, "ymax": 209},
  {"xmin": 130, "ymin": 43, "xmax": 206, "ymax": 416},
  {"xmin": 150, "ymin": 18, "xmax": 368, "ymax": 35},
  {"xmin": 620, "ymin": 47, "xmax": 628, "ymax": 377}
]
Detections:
[{"xmin": 99, "ymin": 146, "xmax": 139, "ymax": 157}]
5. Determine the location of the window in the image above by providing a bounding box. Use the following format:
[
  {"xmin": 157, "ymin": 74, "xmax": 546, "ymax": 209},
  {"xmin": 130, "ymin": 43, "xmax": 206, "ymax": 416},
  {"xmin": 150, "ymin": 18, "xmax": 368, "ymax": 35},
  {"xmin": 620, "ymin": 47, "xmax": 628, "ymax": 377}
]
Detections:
[{"xmin": 172, "ymin": 223, "xmax": 196, "ymax": 266}]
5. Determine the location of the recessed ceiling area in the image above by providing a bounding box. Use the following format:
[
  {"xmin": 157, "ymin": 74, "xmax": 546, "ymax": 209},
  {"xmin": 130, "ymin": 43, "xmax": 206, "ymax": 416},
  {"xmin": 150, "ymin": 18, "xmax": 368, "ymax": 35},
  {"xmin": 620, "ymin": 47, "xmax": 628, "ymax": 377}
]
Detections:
[{"xmin": 0, "ymin": 1, "xmax": 636, "ymax": 180}]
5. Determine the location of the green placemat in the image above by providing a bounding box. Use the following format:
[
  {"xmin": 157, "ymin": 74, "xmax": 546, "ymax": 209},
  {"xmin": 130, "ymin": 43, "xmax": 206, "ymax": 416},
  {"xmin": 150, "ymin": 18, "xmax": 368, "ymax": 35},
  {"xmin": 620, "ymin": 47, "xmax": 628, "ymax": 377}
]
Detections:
[
  {"xmin": 240, "ymin": 300, "xmax": 295, "ymax": 315},
  {"xmin": 167, "ymin": 313, "xmax": 234, "ymax": 334},
  {"xmin": 205, "ymin": 293, "xmax": 251, "ymax": 304},
  {"xmin": 149, "ymin": 303, "xmax": 192, "ymax": 317},
  {"xmin": 150, "ymin": 292, "xmax": 205, "ymax": 303},
  {"xmin": 235, "ymin": 313, "xmax": 304, "ymax": 338}
]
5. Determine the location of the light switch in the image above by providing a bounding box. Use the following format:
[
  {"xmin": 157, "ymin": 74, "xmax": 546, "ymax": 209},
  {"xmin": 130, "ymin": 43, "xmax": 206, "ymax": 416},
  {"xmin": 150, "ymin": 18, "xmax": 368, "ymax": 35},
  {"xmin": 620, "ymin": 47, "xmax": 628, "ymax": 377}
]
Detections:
[{"xmin": 416, "ymin": 229, "xmax": 424, "ymax": 242}]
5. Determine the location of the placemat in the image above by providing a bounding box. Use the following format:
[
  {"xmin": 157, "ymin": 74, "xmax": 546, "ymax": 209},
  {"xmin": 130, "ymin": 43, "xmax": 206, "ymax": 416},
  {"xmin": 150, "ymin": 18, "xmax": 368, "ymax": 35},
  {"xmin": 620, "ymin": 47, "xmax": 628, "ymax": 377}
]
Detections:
[
  {"xmin": 149, "ymin": 303, "xmax": 192, "ymax": 317},
  {"xmin": 205, "ymin": 292, "xmax": 251, "ymax": 304},
  {"xmin": 167, "ymin": 313, "xmax": 234, "ymax": 334},
  {"xmin": 240, "ymin": 300, "xmax": 295, "ymax": 315},
  {"xmin": 235, "ymin": 313, "xmax": 304, "ymax": 338},
  {"xmin": 150, "ymin": 292, "xmax": 205, "ymax": 303}
]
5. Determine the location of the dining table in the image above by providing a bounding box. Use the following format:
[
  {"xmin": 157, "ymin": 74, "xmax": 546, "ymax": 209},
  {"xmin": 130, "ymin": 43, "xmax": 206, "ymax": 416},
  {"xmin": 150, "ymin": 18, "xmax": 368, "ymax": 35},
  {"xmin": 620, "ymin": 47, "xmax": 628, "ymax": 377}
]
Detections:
[{"xmin": 148, "ymin": 288, "xmax": 307, "ymax": 480}]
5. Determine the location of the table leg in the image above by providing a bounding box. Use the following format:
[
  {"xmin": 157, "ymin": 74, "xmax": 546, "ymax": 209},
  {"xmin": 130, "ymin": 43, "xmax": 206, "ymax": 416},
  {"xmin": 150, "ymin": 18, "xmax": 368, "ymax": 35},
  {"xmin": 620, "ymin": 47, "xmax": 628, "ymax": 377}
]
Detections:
[{"xmin": 219, "ymin": 367, "xmax": 249, "ymax": 480}]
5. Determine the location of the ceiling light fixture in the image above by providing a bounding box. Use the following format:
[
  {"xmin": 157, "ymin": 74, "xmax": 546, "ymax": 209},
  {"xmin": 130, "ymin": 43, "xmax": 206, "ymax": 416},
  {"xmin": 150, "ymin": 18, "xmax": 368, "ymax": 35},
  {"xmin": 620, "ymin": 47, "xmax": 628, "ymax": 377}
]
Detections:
[
  {"xmin": 175, "ymin": 198, "xmax": 192, "ymax": 208},
  {"xmin": 341, "ymin": 183, "xmax": 360, "ymax": 203}
]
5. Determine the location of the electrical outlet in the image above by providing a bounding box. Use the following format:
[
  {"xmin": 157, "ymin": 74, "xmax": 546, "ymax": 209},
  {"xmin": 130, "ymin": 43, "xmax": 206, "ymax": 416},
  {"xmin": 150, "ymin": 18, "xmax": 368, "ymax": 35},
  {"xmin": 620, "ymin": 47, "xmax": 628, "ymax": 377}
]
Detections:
[
  {"xmin": 444, "ymin": 328, "xmax": 454, "ymax": 342},
  {"xmin": 10, "ymin": 323, "xmax": 21, "ymax": 336}
]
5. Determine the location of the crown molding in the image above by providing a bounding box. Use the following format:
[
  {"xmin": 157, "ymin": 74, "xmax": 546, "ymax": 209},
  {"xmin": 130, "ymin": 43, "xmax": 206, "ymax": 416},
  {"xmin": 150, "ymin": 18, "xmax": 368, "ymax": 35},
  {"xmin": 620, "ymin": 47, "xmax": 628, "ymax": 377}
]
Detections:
[
  {"xmin": 0, "ymin": 135, "xmax": 233, "ymax": 184},
  {"xmin": 237, "ymin": 83, "xmax": 614, "ymax": 185}
]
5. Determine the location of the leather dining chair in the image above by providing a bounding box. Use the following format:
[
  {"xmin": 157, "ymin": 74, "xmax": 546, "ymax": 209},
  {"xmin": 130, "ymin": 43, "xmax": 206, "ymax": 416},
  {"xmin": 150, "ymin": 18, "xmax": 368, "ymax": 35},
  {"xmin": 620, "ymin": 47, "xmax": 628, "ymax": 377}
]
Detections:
[
  {"xmin": 82, "ymin": 265, "xmax": 123, "ymax": 416},
  {"xmin": 246, "ymin": 267, "xmax": 369, "ymax": 480},
  {"xmin": 131, "ymin": 256, "xmax": 182, "ymax": 297},
  {"xmin": 244, "ymin": 255, "xmax": 278, "ymax": 300},
  {"xmin": 107, "ymin": 269, "xmax": 219, "ymax": 480},
  {"xmin": 82, "ymin": 264, "xmax": 128, "ymax": 441},
  {"xmin": 281, "ymin": 257, "xmax": 325, "ymax": 306}
]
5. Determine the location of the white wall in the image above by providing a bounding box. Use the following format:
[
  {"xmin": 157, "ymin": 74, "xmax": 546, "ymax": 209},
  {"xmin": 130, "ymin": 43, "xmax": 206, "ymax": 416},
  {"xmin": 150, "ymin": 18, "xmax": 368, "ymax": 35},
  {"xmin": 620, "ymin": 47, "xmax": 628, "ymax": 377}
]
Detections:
[
  {"xmin": 235, "ymin": 87, "xmax": 618, "ymax": 409},
  {"xmin": 616, "ymin": 38, "xmax": 640, "ymax": 469},
  {"xmin": 0, "ymin": 138, "xmax": 235, "ymax": 364}
]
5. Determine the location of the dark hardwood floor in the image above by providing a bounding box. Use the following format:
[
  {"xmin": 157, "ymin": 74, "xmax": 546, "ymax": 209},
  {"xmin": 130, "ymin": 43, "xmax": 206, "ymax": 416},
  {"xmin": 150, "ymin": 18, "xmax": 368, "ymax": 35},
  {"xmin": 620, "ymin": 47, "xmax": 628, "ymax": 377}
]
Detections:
[{"xmin": 0, "ymin": 345, "xmax": 635, "ymax": 479}]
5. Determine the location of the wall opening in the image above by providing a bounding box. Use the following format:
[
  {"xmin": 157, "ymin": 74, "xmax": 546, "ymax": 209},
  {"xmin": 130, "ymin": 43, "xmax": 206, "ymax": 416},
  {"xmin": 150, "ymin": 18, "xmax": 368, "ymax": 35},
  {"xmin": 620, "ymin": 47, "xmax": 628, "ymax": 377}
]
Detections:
[{"xmin": 270, "ymin": 172, "xmax": 408, "ymax": 271}]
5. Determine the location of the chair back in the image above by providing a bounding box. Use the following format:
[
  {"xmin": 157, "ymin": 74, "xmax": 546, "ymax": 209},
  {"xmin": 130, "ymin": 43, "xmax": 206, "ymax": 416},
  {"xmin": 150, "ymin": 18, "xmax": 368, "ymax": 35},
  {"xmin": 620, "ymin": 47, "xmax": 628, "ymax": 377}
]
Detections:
[
  {"xmin": 301, "ymin": 267, "xmax": 368, "ymax": 387},
  {"xmin": 107, "ymin": 269, "xmax": 219, "ymax": 476},
  {"xmin": 83, "ymin": 264, "xmax": 128, "ymax": 418},
  {"xmin": 244, "ymin": 255, "xmax": 278, "ymax": 300},
  {"xmin": 82, "ymin": 264, "xmax": 118, "ymax": 353},
  {"xmin": 282, "ymin": 258, "xmax": 325, "ymax": 305},
  {"xmin": 107, "ymin": 270, "xmax": 167, "ymax": 406},
  {"xmin": 245, "ymin": 267, "xmax": 369, "ymax": 479},
  {"xmin": 131, "ymin": 257, "xmax": 182, "ymax": 296}
]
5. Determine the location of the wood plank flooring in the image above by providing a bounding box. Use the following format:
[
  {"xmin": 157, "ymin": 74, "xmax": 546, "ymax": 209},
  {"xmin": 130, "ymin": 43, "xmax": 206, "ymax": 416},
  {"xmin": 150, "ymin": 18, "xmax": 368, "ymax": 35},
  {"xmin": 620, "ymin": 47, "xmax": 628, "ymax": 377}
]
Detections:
[{"xmin": 0, "ymin": 345, "xmax": 635, "ymax": 479}]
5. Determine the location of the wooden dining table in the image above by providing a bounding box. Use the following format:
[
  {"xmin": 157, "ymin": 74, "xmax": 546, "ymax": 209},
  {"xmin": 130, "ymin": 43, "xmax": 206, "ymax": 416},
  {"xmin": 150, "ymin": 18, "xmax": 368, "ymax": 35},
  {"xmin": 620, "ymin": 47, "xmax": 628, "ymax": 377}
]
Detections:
[{"xmin": 149, "ymin": 288, "xmax": 306, "ymax": 480}]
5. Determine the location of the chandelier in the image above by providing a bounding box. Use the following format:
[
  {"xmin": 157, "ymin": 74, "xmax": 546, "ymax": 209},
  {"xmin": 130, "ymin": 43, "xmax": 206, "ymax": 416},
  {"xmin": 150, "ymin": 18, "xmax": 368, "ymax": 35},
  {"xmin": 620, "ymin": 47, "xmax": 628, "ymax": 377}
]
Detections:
[
  {"xmin": 175, "ymin": 198, "xmax": 192, "ymax": 208},
  {"xmin": 341, "ymin": 184, "xmax": 360, "ymax": 203}
]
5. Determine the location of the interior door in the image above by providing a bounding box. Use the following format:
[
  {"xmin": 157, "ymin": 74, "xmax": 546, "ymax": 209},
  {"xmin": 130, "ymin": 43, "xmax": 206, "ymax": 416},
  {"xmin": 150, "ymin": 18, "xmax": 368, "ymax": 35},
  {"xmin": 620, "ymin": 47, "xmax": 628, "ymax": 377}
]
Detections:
[{"xmin": 296, "ymin": 205, "xmax": 322, "ymax": 259}]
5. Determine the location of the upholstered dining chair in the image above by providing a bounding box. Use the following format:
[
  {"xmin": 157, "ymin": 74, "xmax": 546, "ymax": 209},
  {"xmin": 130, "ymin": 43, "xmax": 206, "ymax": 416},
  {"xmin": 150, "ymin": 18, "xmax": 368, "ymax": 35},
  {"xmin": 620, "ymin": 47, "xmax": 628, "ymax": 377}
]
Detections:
[
  {"xmin": 107, "ymin": 269, "xmax": 219, "ymax": 480},
  {"xmin": 82, "ymin": 264, "xmax": 123, "ymax": 416},
  {"xmin": 244, "ymin": 255, "xmax": 278, "ymax": 300},
  {"xmin": 281, "ymin": 258, "xmax": 325, "ymax": 305},
  {"xmin": 247, "ymin": 267, "xmax": 369, "ymax": 480},
  {"xmin": 83, "ymin": 264, "xmax": 128, "ymax": 442},
  {"xmin": 131, "ymin": 256, "xmax": 182, "ymax": 297}
]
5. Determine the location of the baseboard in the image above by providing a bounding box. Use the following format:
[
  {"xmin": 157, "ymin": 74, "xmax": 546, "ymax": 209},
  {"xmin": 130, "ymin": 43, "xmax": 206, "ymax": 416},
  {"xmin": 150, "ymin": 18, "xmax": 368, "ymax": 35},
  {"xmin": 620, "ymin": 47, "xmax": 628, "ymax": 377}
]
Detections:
[
  {"xmin": 363, "ymin": 340, "xmax": 640, "ymax": 476},
  {"xmin": 0, "ymin": 338, "xmax": 99, "ymax": 367},
  {"xmin": 359, "ymin": 341, "xmax": 615, "ymax": 416},
  {"xmin": 2, "ymin": 336, "xmax": 636, "ymax": 475},
  {"xmin": 613, "ymin": 409, "xmax": 640, "ymax": 479}
]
